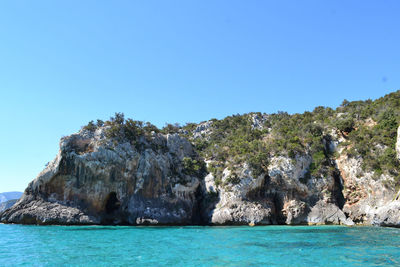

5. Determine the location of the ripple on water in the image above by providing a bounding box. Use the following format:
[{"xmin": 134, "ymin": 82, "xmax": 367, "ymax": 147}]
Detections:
[{"xmin": 1, "ymin": 225, "xmax": 400, "ymax": 266}]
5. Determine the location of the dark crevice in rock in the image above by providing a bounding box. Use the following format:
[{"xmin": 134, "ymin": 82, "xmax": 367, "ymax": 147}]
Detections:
[
  {"xmin": 332, "ymin": 169, "xmax": 346, "ymax": 210},
  {"xmin": 199, "ymin": 189, "xmax": 220, "ymax": 225},
  {"xmin": 272, "ymin": 193, "xmax": 285, "ymax": 224},
  {"xmin": 105, "ymin": 192, "xmax": 120, "ymax": 214},
  {"xmin": 246, "ymin": 174, "xmax": 269, "ymax": 200},
  {"xmin": 192, "ymin": 185, "xmax": 205, "ymax": 225}
]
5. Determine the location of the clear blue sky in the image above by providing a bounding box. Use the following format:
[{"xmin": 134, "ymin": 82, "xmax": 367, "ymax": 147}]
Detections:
[{"xmin": 0, "ymin": 0, "xmax": 399, "ymax": 192}]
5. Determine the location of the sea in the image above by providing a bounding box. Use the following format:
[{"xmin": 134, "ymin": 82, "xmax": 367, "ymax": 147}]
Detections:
[{"xmin": 0, "ymin": 224, "xmax": 399, "ymax": 266}]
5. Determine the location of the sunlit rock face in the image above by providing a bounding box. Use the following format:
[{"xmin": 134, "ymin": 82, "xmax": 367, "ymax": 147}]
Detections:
[
  {"xmin": 396, "ymin": 126, "xmax": 400, "ymax": 160},
  {"xmin": 1, "ymin": 128, "xmax": 204, "ymax": 225},
  {"xmin": 1, "ymin": 117, "xmax": 400, "ymax": 227},
  {"xmin": 203, "ymin": 155, "xmax": 353, "ymax": 226}
]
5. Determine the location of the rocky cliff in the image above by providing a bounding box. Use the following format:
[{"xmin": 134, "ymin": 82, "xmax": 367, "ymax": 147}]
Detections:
[
  {"xmin": 1, "ymin": 127, "xmax": 205, "ymax": 225},
  {"xmin": 2, "ymin": 91, "xmax": 400, "ymax": 226}
]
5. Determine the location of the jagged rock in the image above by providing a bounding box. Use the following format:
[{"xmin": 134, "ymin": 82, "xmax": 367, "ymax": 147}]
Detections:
[
  {"xmin": 307, "ymin": 200, "xmax": 354, "ymax": 225},
  {"xmin": 1, "ymin": 129, "xmax": 203, "ymax": 225},
  {"xmin": 2, "ymin": 111, "xmax": 399, "ymax": 227},
  {"xmin": 193, "ymin": 121, "xmax": 213, "ymax": 140},
  {"xmin": 206, "ymin": 165, "xmax": 275, "ymax": 225},
  {"xmin": 396, "ymin": 125, "xmax": 400, "ymax": 160},
  {"xmin": 204, "ymin": 155, "xmax": 350, "ymax": 226},
  {"xmin": 372, "ymin": 201, "xmax": 400, "ymax": 227},
  {"xmin": 250, "ymin": 113, "xmax": 268, "ymax": 130},
  {"xmin": 335, "ymin": 148, "xmax": 397, "ymax": 225},
  {"xmin": 3, "ymin": 196, "xmax": 98, "ymax": 225},
  {"xmin": 282, "ymin": 199, "xmax": 308, "ymax": 224}
]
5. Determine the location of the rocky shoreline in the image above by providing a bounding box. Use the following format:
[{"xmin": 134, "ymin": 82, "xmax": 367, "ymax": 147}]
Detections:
[
  {"xmin": 2, "ymin": 93, "xmax": 400, "ymax": 227},
  {"xmin": 2, "ymin": 123, "xmax": 400, "ymax": 227}
]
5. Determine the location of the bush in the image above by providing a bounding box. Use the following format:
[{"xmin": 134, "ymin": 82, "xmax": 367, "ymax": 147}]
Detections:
[
  {"xmin": 162, "ymin": 123, "xmax": 180, "ymax": 134},
  {"xmin": 83, "ymin": 121, "xmax": 97, "ymax": 132},
  {"xmin": 248, "ymin": 151, "xmax": 269, "ymax": 177},
  {"xmin": 335, "ymin": 117, "xmax": 355, "ymax": 133},
  {"xmin": 182, "ymin": 157, "xmax": 206, "ymax": 176},
  {"xmin": 225, "ymin": 174, "xmax": 241, "ymax": 185},
  {"xmin": 96, "ymin": 119, "xmax": 104, "ymax": 127}
]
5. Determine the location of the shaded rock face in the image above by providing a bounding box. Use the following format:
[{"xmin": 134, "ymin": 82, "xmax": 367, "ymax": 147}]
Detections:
[{"xmin": 1, "ymin": 129, "xmax": 203, "ymax": 225}]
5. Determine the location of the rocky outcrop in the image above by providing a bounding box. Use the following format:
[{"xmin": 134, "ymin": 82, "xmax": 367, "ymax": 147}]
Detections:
[
  {"xmin": 1, "ymin": 115, "xmax": 399, "ymax": 227},
  {"xmin": 397, "ymin": 125, "xmax": 400, "ymax": 160},
  {"xmin": 204, "ymin": 165, "xmax": 275, "ymax": 225},
  {"xmin": 193, "ymin": 121, "xmax": 213, "ymax": 140},
  {"xmin": 336, "ymin": 154, "xmax": 396, "ymax": 224},
  {"xmin": 372, "ymin": 201, "xmax": 400, "ymax": 227},
  {"xmin": 2, "ymin": 127, "xmax": 355, "ymax": 226},
  {"xmin": 250, "ymin": 113, "xmax": 269, "ymax": 130},
  {"xmin": 332, "ymin": 126, "xmax": 400, "ymax": 227},
  {"xmin": 202, "ymin": 155, "xmax": 353, "ymax": 226},
  {"xmin": 1, "ymin": 128, "xmax": 204, "ymax": 225},
  {"xmin": 370, "ymin": 125, "xmax": 400, "ymax": 226}
]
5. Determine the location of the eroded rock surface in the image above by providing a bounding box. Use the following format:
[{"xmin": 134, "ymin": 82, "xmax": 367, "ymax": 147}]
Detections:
[
  {"xmin": 1, "ymin": 128, "xmax": 203, "ymax": 225},
  {"xmin": 397, "ymin": 126, "xmax": 400, "ymax": 160},
  {"xmin": 203, "ymin": 155, "xmax": 354, "ymax": 226},
  {"xmin": 2, "ymin": 113, "xmax": 400, "ymax": 227}
]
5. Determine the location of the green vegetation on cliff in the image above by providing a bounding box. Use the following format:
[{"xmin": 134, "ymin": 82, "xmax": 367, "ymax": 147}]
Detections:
[{"xmin": 83, "ymin": 90, "xmax": 400, "ymax": 186}]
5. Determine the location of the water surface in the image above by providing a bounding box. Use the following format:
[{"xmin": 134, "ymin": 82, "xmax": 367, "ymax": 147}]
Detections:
[{"xmin": 0, "ymin": 224, "xmax": 399, "ymax": 266}]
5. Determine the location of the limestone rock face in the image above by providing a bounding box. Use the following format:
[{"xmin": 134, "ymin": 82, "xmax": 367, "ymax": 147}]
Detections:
[
  {"xmin": 332, "ymin": 129, "xmax": 400, "ymax": 226},
  {"xmin": 2, "ymin": 121, "xmax": 400, "ymax": 227},
  {"xmin": 307, "ymin": 200, "xmax": 353, "ymax": 225},
  {"xmin": 206, "ymin": 165, "xmax": 275, "ymax": 225},
  {"xmin": 372, "ymin": 201, "xmax": 400, "ymax": 227},
  {"xmin": 1, "ymin": 128, "xmax": 203, "ymax": 225},
  {"xmin": 396, "ymin": 125, "xmax": 400, "ymax": 160},
  {"xmin": 200, "ymin": 125, "xmax": 400, "ymax": 227},
  {"xmin": 203, "ymin": 155, "xmax": 353, "ymax": 226},
  {"xmin": 193, "ymin": 121, "xmax": 213, "ymax": 140},
  {"xmin": 336, "ymin": 154, "xmax": 396, "ymax": 224}
]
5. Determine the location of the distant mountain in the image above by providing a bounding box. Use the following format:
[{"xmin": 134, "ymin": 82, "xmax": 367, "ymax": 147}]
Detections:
[
  {"xmin": 0, "ymin": 192, "xmax": 23, "ymax": 204},
  {"xmin": 0, "ymin": 199, "xmax": 19, "ymax": 212}
]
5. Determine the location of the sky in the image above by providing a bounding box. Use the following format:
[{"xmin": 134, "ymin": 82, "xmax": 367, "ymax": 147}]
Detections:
[{"xmin": 0, "ymin": 0, "xmax": 399, "ymax": 192}]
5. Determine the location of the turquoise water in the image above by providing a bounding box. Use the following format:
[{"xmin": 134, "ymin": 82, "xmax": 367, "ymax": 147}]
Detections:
[{"xmin": 1, "ymin": 224, "xmax": 400, "ymax": 266}]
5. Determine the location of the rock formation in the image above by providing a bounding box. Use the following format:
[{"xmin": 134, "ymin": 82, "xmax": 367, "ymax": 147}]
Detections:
[
  {"xmin": 2, "ymin": 91, "xmax": 400, "ymax": 227},
  {"xmin": 397, "ymin": 125, "xmax": 400, "ymax": 160},
  {"xmin": 1, "ymin": 129, "xmax": 204, "ymax": 225}
]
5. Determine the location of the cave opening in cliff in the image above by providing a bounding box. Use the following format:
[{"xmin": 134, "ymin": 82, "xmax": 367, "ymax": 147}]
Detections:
[
  {"xmin": 332, "ymin": 170, "xmax": 346, "ymax": 210},
  {"xmin": 105, "ymin": 192, "xmax": 120, "ymax": 214}
]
